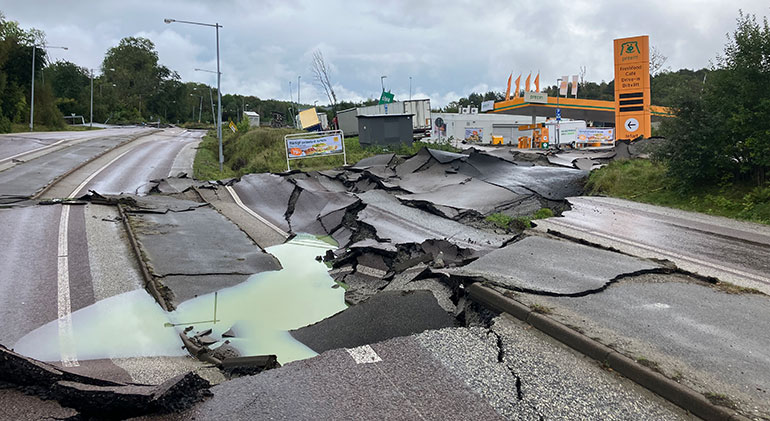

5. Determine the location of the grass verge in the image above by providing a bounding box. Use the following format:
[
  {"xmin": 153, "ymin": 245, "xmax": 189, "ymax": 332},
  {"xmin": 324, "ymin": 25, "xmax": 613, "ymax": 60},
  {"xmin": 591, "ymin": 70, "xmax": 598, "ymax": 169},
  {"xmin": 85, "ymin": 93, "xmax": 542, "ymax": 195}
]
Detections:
[
  {"xmin": 193, "ymin": 126, "xmax": 460, "ymax": 180},
  {"xmin": 587, "ymin": 159, "xmax": 770, "ymax": 225},
  {"xmin": 485, "ymin": 208, "xmax": 555, "ymax": 231}
]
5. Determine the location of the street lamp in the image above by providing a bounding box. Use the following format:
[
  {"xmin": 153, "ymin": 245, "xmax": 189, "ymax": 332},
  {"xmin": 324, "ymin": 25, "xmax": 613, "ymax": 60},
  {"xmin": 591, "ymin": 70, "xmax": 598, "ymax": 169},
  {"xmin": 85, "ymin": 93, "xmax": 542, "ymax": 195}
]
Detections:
[
  {"xmin": 380, "ymin": 75, "xmax": 387, "ymax": 92},
  {"xmin": 165, "ymin": 18, "xmax": 223, "ymax": 172},
  {"xmin": 29, "ymin": 44, "xmax": 68, "ymax": 131},
  {"xmin": 409, "ymin": 76, "xmax": 412, "ymax": 101},
  {"xmin": 194, "ymin": 68, "xmax": 219, "ymax": 123},
  {"xmin": 297, "ymin": 75, "xmax": 301, "ymax": 109}
]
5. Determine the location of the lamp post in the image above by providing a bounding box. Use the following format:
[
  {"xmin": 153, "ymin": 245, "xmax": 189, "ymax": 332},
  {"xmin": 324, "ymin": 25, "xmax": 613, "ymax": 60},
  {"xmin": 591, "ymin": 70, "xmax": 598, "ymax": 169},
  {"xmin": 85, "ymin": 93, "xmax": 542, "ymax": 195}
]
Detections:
[
  {"xmin": 165, "ymin": 18, "xmax": 223, "ymax": 172},
  {"xmin": 90, "ymin": 69, "xmax": 93, "ymax": 128},
  {"xmin": 29, "ymin": 44, "xmax": 68, "ymax": 131},
  {"xmin": 194, "ymin": 68, "xmax": 219, "ymax": 123},
  {"xmin": 380, "ymin": 75, "xmax": 387, "ymax": 92},
  {"xmin": 409, "ymin": 76, "xmax": 412, "ymax": 101},
  {"xmin": 297, "ymin": 75, "xmax": 301, "ymax": 110}
]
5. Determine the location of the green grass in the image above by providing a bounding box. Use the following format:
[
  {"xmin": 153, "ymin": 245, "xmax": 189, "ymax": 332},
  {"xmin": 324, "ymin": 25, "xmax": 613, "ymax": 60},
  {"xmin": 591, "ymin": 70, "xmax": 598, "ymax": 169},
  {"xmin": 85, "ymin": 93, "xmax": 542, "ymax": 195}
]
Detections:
[
  {"xmin": 7, "ymin": 123, "xmax": 103, "ymax": 133},
  {"xmin": 485, "ymin": 208, "xmax": 555, "ymax": 231},
  {"xmin": 192, "ymin": 126, "xmax": 461, "ymax": 180},
  {"xmin": 587, "ymin": 159, "xmax": 770, "ymax": 225}
]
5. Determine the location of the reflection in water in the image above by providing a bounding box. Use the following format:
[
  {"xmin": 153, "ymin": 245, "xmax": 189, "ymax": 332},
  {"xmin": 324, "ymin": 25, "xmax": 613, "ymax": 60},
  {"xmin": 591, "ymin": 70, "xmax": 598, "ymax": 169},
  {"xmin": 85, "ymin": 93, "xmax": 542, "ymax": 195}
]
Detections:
[
  {"xmin": 14, "ymin": 289, "xmax": 186, "ymax": 362},
  {"xmin": 170, "ymin": 234, "xmax": 347, "ymax": 364},
  {"xmin": 14, "ymin": 234, "xmax": 345, "ymax": 365}
]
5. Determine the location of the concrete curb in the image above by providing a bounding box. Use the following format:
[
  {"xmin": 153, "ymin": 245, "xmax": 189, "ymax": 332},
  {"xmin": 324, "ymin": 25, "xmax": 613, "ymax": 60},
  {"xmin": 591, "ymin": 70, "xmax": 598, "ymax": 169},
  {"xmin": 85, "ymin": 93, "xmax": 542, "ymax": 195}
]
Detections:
[
  {"xmin": 467, "ymin": 283, "xmax": 751, "ymax": 421},
  {"xmin": 117, "ymin": 203, "xmax": 170, "ymax": 312},
  {"xmin": 33, "ymin": 129, "xmax": 160, "ymax": 200}
]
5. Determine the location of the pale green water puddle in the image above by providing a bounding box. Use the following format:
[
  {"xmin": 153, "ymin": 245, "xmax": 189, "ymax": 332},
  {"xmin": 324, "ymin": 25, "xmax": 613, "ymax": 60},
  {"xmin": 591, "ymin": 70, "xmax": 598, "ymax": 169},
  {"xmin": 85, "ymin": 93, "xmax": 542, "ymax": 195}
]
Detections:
[{"xmin": 14, "ymin": 234, "xmax": 346, "ymax": 365}]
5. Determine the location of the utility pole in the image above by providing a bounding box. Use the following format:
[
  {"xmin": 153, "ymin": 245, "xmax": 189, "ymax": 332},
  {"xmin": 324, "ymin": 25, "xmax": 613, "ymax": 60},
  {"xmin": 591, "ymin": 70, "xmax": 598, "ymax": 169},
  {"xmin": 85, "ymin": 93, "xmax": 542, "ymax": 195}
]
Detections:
[{"xmin": 90, "ymin": 69, "xmax": 94, "ymax": 128}]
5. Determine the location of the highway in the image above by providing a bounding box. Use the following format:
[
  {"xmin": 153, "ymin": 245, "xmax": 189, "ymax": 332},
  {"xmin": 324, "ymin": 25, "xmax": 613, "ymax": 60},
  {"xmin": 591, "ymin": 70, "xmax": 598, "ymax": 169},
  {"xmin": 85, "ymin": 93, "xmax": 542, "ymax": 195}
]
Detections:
[
  {"xmin": 536, "ymin": 196, "xmax": 770, "ymax": 293},
  {"xmin": 0, "ymin": 128, "xmax": 203, "ymax": 382}
]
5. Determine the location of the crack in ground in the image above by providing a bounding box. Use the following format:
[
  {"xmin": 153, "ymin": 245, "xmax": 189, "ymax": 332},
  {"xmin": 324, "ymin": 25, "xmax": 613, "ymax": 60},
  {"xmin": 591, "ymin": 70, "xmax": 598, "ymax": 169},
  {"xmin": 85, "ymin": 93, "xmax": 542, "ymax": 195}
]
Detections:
[
  {"xmin": 154, "ymin": 272, "xmax": 257, "ymax": 278},
  {"xmin": 485, "ymin": 329, "xmax": 545, "ymax": 419}
]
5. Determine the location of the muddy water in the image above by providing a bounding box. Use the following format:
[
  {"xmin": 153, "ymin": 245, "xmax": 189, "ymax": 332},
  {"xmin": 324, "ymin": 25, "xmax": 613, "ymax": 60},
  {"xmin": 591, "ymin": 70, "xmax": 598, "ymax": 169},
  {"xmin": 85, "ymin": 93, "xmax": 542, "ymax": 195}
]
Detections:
[
  {"xmin": 13, "ymin": 234, "xmax": 345, "ymax": 365},
  {"xmin": 169, "ymin": 234, "xmax": 347, "ymax": 364}
]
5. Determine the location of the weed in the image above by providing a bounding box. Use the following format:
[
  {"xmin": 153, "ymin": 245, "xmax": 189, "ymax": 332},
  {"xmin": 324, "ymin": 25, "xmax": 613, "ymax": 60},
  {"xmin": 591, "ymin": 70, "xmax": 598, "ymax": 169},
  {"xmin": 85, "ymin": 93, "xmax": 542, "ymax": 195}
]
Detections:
[
  {"xmin": 636, "ymin": 357, "xmax": 661, "ymax": 372},
  {"xmin": 532, "ymin": 208, "xmax": 554, "ymax": 219},
  {"xmin": 714, "ymin": 281, "xmax": 763, "ymax": 295},
  {"xmin": 485, "ymin": 213, "xmax": 514, "ymax": 229},
  {"xmin": 530, "ymin": 303, "xmax": 553, "ymax": 314},
  {"xmin": 704, "ymin": 392, "xmax": 738, "ymax": 409}
]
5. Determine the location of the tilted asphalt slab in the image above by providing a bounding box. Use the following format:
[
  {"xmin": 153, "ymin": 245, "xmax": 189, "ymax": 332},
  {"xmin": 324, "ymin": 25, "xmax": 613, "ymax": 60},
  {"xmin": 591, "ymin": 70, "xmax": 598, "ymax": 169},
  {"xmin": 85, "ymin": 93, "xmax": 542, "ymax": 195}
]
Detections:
[
  {"xmin": 232, "ymin": 173, "xmax": 295, "ymax": 233},
  {"xmin": 290, "ymin": 290, "xmax": 458, "ymax": 354},
  {"xmin": 530, "ymin": 276, "xmax": 770, "ymax": 418},
  {"xmin": 356, "ymin": 189, "xmax": 512, "ymax": 250},
  {"xmin": 444, "ymin": 235, "xmax": 660, "ymax": 295},
  {"xmin": 126, "ymin": 197, "xmax": 281, "ymax": 305}
]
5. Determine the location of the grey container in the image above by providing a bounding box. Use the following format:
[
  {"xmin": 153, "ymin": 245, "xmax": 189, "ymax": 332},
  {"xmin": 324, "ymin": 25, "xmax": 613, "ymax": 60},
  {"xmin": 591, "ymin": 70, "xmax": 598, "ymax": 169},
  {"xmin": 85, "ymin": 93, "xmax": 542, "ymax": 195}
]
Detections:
[{"xmin": 357, "ymin": 114, "xmax": 414, "ymax": 147}]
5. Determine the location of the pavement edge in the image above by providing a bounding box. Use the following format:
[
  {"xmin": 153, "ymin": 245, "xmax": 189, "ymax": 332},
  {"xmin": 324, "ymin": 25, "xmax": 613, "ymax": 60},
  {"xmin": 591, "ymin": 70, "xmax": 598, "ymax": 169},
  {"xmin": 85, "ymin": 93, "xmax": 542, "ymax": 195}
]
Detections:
[
  {"xmin": 467, "ymin": 283, "xmax": 751, "ymax": 421},
  {"xmin": 116, "ymin": 203, "xmax": 170, "ymax": 312}
]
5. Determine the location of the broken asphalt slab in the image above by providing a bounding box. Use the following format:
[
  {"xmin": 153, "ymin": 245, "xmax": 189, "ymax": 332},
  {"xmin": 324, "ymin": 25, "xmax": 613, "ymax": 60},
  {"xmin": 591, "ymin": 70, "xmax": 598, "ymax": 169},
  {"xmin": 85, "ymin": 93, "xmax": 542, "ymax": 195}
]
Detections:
[
  {"xmin": 356, "ymin": 189, "xmax": 512, "ymax": 250},
  {"xmin": 0, "ymin": 345, "xmax": 211, "ymax": 418},
  {"xmin": 289, "ymin": 290, "xmax": 458, "ymax": 354},
  {"xmin": 533, "ymin": 276, "xmax": 770, "ymax": 418},
  {"xmin": 125, "ymin": 195, "xmax": 281, "ymax": 306},
  {"xmin": 443, "ymin": 235, "xmax": 662, "ymax": 295},
  {"xmin": 231, "ymin": 173, "xmax": 295, "ymax": 233}
]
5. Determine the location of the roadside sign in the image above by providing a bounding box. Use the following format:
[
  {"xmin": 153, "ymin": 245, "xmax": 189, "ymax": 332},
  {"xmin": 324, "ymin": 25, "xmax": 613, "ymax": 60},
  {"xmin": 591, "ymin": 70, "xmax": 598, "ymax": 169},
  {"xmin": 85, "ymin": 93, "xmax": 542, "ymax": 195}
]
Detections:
[
  {"xmin": 519, "ymin": 123, "xmax": 543, "ymax": 131},
  {"xmin": 284, "ymin": 130, "xmax": 346, "ymax": 171},
  {"xmin": 229, "ymin": 121, "xmax": 237, "ymax": 133},
  {"xmin": 555, "ymin": 108, "xmax": 561, "ymax": 121}
]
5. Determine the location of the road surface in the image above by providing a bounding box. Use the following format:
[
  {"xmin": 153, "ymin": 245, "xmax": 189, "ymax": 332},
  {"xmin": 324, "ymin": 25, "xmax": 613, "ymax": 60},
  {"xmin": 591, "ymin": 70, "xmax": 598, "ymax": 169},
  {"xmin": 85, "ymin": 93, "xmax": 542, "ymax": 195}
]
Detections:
[
  {"xmin": 536, "ymin": 196, "xmax": 770, "ymax": 293},
  {"xmin": 0, "ymin": 128, "xmax": 205, "ymax": 383}
]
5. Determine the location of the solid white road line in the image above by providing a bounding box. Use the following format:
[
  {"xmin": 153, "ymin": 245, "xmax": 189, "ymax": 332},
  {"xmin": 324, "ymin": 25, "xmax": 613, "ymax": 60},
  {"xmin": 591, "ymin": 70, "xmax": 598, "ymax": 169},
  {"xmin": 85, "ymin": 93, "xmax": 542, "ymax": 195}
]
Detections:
[
  {"xmin": 543, "ymin": 218, "xmax": 770, "ymax": 286},
  {"xmin": 225, "ymin": 185, "xmax": 290, "ymax": 239},
  {"xmin": 57, "ymin": 205, "xmax": 79, "ymax": 367},
  {"xmin": 0, "ymin": 137, "xmax": 75, "ymax": 164},
  {"xmin": 69, "ymin": 148, "xmax": 134, "ymax": 197}
]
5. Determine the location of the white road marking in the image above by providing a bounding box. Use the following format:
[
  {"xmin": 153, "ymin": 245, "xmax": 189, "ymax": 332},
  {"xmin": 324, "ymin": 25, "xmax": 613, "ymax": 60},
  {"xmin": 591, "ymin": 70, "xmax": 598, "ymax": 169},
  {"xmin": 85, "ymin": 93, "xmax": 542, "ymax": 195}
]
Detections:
[
  {"xmin": 69, "ymin": 148, "xmax": 134, "ymax": 197},
  {"xmin": 0, "ymin": 137, "xmax": 75, "ymax": 164},
  {"xmin": 225, "ymin": 185, "xmax": 290, "ymax": 238},
  {"xmin": 57, "ymin": 205, "xmax": 79, "ymax": 367},
  {"xmin": 346, "ymin": 344, "xmax": 382, "ymax": 364},
  {"xmin": 543, "ymin": 218, "xmax": 770, "ymax": 286}
]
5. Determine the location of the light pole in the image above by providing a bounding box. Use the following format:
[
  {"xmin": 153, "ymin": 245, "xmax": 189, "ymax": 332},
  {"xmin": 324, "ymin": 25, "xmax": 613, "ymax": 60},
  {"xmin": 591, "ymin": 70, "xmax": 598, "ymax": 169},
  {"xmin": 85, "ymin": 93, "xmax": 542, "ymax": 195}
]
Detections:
[
  {"xmin": 194, "ymin": 68, "xmax": 219, "ymax": 123},
  {"xmin": 29, "ymin": 44, "xmax": 68, "ymax": 131},
  {"xmin": 297, "ymin": 75, "xmax": 301, "ymax": 110},
  {"xmin": 165, "ymin": 18, "xmax": 223, "ymax": 172},
  {"xmin": 380, "ymin": 75, "xmax": 387, "ymax": 92},
  {"xmin": 409, "ymin": 76, "xmax": 412, "ymax": 101},
  {"xmin": 90, "ymin": 69, "xmax": 94, "ymax": 128}
]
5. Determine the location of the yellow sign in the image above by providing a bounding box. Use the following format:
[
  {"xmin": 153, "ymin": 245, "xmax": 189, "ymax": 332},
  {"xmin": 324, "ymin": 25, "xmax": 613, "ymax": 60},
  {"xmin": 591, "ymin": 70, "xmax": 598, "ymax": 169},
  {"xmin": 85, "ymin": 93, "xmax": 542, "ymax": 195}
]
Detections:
[
  {"xmin": 614, "ymin": 35, "xmax": 650, "ymax": 140},
  {"xmin": 229, "ymin": 121, "xmax": 237, "ymax": 133},
  {"xmin": 519, "ymin": 123, "xmax": 543, "ymax": 131}
]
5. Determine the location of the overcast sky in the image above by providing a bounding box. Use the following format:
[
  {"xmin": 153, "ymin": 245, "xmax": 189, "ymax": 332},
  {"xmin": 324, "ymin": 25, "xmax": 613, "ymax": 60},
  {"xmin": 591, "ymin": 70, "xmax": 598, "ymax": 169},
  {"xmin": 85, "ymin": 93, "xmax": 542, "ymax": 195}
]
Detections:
[{"xmin": 3, "ymin": 0, "xmax": 768, "ymax": 106}]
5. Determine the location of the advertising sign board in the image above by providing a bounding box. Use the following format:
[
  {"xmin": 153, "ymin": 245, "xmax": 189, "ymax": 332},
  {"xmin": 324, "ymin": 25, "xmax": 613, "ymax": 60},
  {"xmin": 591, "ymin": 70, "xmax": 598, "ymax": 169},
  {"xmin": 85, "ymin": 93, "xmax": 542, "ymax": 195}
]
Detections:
[
  {"xmin": 614, "ymin": 35, "xmax": 651, "ymax": 139},
  {"xmin": 524, "ymin": 92, "xmax": 548, "ymax": 104},
  {"xmin": 481, "ymin": 100, "xmax": 495, "ymax": 112},
  {"xmin": 284, "ymin": 130, "xmax": 346, "ymax": 170},
  {"xmin": 577, "ymin": 128, "xmax": 615, "ymax": 143}
]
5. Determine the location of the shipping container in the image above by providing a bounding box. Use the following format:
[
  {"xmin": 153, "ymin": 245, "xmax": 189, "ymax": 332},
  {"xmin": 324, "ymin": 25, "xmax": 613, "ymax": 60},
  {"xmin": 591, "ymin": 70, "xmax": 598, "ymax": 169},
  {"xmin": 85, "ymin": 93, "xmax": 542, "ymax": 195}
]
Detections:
[{"xmin": 337, "ymin": 99, "xmax": 431, "ymax": 137}]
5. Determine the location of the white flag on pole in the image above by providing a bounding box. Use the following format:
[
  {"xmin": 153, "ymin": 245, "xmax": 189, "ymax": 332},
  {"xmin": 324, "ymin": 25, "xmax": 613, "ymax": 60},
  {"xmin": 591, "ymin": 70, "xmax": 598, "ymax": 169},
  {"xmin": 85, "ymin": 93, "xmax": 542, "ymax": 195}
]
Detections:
[
  {"xmin": 559, "ymin": 76, "xmax": 568, "ymax": 96},
  {"xmin": 572, "ymin": 75, "xmax": 579, "ymax": 98}
]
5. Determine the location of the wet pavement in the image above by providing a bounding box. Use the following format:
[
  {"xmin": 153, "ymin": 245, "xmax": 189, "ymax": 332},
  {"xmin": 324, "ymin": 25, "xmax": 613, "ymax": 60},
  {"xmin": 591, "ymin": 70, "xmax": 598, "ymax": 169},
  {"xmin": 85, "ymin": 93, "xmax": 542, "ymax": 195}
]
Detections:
[{"xmin": 536, "ymin": 195, "xmax": 770, "ymax": 293}]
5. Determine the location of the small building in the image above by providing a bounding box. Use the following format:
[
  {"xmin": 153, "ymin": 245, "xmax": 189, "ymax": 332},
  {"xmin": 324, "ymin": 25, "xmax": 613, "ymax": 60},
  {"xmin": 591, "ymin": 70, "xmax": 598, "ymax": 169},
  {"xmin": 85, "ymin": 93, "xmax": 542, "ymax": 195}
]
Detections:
[
  {"xmin": 357, "ymin": 114, "xmax": 414, "ymax": 147},
  {"xmin": 243, "ymin": 111, "xmax": 260, "ymax": 127},
  {"xmin": 429, "ymin": 112, "xmax": 547, "ymax": 145}
]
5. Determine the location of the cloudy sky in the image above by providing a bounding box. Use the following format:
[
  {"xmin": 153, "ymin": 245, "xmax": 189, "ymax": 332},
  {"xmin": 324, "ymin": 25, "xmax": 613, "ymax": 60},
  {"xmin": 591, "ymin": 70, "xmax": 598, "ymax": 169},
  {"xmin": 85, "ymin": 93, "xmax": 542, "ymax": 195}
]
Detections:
[{"xmin": 3, "ymin": 0, "xmax": 768, "ymax": 106}]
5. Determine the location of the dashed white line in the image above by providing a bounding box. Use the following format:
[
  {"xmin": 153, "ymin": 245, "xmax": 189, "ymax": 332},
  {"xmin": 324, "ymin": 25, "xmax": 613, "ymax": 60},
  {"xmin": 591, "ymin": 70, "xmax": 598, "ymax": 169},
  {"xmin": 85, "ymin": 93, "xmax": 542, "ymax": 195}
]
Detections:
[
  {"xmin": 57, "ymin": 205, "xmax": 79, "ymax": 367},
  {"xmin": 346, "ymin": 344, "xmax": 382, "ymax": 364}
]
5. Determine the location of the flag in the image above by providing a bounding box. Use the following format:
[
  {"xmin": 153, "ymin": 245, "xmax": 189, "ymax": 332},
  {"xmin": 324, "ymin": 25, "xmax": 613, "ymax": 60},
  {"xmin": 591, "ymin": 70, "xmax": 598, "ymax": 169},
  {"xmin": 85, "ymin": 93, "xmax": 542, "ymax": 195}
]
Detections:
[
  {"xmin": 559, "ymin": 76, "xmax": 568, "ymax": 96},
  {"xmin": 505, "ymin": 73, "xmax": 512, "ymax": 100},
  {"xmin": 534, "ymin": 73, "xmax": 540, "ymax": 92},
  {"xmin": 572, "ymin": 75, "xmax": 579, "ymax": 98},
  {"xmin": 514, "ymin": 74, "xmax": 521, "ymax": 98},
  {"xmin": 525, "ymin": 73, "xmax": 531, "ymax": 92}
]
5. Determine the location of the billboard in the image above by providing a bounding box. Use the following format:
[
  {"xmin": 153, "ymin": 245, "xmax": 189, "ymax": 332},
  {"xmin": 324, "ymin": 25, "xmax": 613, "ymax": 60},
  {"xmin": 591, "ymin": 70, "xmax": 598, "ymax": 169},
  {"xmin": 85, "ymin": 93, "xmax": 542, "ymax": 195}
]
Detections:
[
  {"xmin": 614, "ymin": 35, "xmax": 651, "ymax": 139},
  {"xmin": 284, "ymin": 130, "xmax": 347, "ymax": 170},
  {"xmin": 481, "ymin": 100, "xmax": 495, "ymax": 112},
  {"xmin": 464, "ymin": 128, "xmax": 483, "ymax": 143},
  {"xmin": 577, "ymin": 128, "xmax": 615, "ymax": 143}
]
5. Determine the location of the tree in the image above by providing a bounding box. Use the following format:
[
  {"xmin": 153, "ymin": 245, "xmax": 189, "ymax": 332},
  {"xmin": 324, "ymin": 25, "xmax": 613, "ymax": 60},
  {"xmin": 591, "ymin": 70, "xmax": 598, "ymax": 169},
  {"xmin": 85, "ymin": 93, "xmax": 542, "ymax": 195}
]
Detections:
[
  {"xmin": 649, "ymin": 46, "xmax": 669, "ymax": 76},
  {"xmin": 311, "ymin": 50, "xmax": 337, "ymax": 112},
  {"xmin": 659, "ymin": 11, "xmax": 770, "ymax": 187}
]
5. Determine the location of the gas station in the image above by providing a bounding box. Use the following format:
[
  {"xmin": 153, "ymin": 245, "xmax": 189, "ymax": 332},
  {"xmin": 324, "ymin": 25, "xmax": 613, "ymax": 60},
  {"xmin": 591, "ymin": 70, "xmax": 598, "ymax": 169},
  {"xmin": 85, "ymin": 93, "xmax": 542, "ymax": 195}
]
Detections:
[{"xmin": 488, "ymin": 35, "xmax": 672, "ymax": 147}]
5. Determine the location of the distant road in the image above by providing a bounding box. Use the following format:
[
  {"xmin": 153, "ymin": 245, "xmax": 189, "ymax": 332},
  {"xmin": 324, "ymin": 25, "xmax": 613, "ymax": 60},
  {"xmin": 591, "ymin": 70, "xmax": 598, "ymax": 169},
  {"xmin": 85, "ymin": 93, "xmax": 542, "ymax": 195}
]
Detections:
[{"xmin": 536, "ymin": 196, "xmax": 770, "ymax": 293}]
